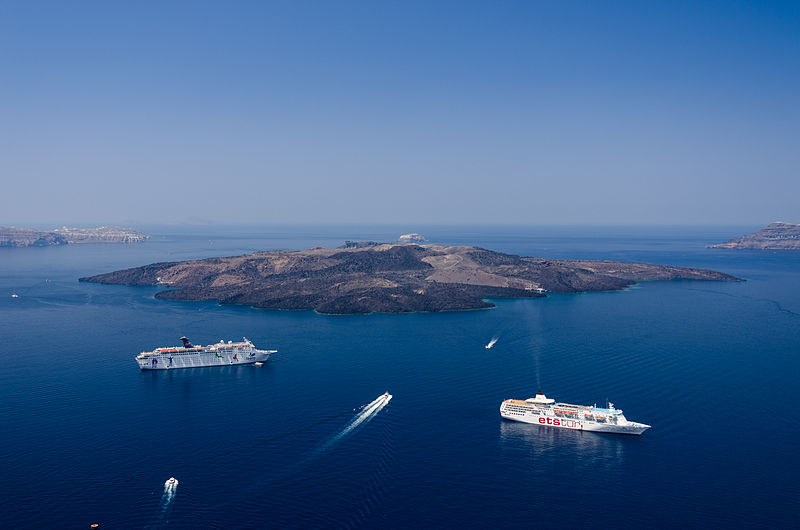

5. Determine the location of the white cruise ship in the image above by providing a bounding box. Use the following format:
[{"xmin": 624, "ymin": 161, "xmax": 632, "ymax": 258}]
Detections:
[
  {"xmin": 500, "ymin": 391, "xmax": 650, "ymax": 435},
  {"xmin": 136, "ymin": 337, "xmax": 275, "ymax": 370}
]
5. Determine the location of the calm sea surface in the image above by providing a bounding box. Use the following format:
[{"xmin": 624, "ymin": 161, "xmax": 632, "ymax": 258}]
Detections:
[{"xmin": 1, "ymin": 226, "xmax": 798, "ymax": 528}]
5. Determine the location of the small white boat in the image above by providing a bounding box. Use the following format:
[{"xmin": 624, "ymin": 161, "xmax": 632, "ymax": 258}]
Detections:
[
  {"xmin": 165, "ymin": 477, "xmax": 178, "ymax": 486},
  {"xmin": 11, "ymin": 293, "xmax": 19, "ymax": 298}
]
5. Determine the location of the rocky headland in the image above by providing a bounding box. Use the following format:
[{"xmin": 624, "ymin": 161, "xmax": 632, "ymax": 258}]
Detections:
[
  {"xmin": 0, "ymin": 226, "xmax": 150, "ymax": 247},
  {"xmin": 80, "ymin": 243, "xmax": 741, "ymax": 314},
  {"xmin": 707, "ymin": 222, "xmax": 800, "ymax": 250}
]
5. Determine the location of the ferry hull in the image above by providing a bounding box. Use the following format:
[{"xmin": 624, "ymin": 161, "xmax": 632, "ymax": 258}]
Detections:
[
  {"xmin": 500, "ymin": 412, "xmax": 650, "ymax": 435},
  {"xmin": 137, "ymin": 350, "xmax": 274, "ymax": 370},
  {"xmin": 500, "ymin": 397, "xmax": 651, "ymax": 435}
]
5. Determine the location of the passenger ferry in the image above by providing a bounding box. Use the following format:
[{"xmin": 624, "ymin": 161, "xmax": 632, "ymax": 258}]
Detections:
[
  {"xmin": 500, "ymin": 391, "xmax": 650, "ymax": 435},
  {"xmin": 136, "ymin": 337, "xmax": 275, "ymax": 370}
]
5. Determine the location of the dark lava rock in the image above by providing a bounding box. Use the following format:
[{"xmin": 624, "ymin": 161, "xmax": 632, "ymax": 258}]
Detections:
[{"xmin": 80, "ymin": 243, "xmax": 742, "ymax": 314}]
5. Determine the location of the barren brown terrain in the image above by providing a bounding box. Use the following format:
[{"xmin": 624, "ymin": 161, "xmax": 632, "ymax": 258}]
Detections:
[{"xmin": 80, "ymin": 243, "xmax": 741, "ymax": 314}]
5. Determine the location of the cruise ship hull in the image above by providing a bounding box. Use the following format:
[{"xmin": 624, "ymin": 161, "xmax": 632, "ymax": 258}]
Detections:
[
  {"xmin": 500, "ymin": 393, "xmax": 650, "ymax": 435},
  {"xmin": 500, "ymin": 412, "xmax": 650, "ymax": 435},
  {"xmin": 136, "ymin": 340, "xmax": 275, "ymax": 370}
]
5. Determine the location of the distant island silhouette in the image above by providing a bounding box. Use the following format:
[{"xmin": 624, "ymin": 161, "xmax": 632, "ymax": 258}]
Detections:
[
  {"xmin": 0, "ymin": 226, "xmax": 149, "ymax": 247},
  {"xmin": 81, "ymin": 243, "xmax": 741, "ymax": 314},
  {"xmin": 707, "ymin": 222, "xmax": 800, "ymax": 250}
]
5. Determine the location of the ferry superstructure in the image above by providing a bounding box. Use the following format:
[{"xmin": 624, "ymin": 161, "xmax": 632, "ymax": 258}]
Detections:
[
  {"xmin": 500, "ymin": 391, "xmax": 650, "ymax": 435},
  {"xmin": 136, "ymin": 337, "xmax": 275, "ymax": 370}
]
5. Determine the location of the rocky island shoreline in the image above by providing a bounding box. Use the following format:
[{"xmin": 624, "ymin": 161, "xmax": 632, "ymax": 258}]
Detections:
[
  {"xmin": 80, "ymin": 243, "xmax": 741, "ymax": 314},
  {"xmin": 707, "ymin": 222, "xmax": 800, "ymax": 250}
]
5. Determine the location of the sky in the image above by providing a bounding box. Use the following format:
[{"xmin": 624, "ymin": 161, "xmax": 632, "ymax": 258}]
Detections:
[{"xmin": 1, "ymin": 0, "xmax": 798, "ymax": 226}]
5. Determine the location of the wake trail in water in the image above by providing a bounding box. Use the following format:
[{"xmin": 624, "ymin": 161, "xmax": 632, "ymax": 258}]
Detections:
[
  {"xmin": 320, "ymin": 393, "xmax": 392, "ymax": 452},
  {"xmin": 158, "ymin": 478, "xmax": 178, "ymax": 519},
  {"xmin": 485, "ymin": 336, "xmax": 499, "ymax": 349},
  {"xmin": 343, "ymin": 413, "xmax": 395, "ymax": 529},
  {"xmin": 686, "ymin": 287, "xmax": 800, "ymax": 320},
  {"xmin": 241, "ymin": 392, "xmax": 394, "ymax": 499}
]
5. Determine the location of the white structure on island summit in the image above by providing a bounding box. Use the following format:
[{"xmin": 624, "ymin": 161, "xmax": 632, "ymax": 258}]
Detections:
[{"xmin": 398, "ymin": 233, "xmax": 426, "ymax": 243}]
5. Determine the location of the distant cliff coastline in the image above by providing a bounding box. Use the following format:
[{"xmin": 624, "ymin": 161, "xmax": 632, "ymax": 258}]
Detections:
[
  {"xmin": 0, "ymin": 226, "xmax": 150, "ymax": 247},
  {"xmin": 81, "ymin": 243, "xmax": 741, "ymax": 314},
  {"xmin": 707, "ymin": 222, "xmax": 800, "ymax": 250}
]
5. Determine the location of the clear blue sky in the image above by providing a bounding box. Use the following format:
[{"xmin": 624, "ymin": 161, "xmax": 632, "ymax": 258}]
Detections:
[{"xmin": 1, "ymin": 1, "xmax": 797, "ymax": 226}]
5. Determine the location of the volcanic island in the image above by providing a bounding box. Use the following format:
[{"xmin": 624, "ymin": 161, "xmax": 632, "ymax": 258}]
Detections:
[{"xmin": 80, "ymin": 243, "xmax": 741, "ymax": 314}]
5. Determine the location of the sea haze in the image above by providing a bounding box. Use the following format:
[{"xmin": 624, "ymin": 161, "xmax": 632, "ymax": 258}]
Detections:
[{"xmin": 1, "ymin": 226, "xmax": 798, "ymax": 528}]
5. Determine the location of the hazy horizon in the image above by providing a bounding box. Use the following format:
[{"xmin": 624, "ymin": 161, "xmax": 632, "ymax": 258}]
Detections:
[
  {"xmin": 0, "ymin": 219, "xmax": 776, "ymax": 229},
  {"xmin": 2, "ymin": 1, "xmax": 797, "ymax": 226}
]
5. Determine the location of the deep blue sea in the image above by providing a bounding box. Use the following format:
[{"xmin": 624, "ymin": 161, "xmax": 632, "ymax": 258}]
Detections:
[{"xmin": 1, "ymin": 226, "xmax": 798, "ymax": 528}]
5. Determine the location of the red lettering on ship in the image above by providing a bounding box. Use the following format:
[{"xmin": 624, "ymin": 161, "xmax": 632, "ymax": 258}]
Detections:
[{"xmin": 541, "ymin": 417, "xmax": 581, "ymax": 429}]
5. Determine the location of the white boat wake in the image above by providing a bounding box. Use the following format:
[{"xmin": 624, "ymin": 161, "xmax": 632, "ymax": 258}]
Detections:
[
  {"xmin": 160, "ymin": 477, "xmax": 178, "ymax": 513},
  {"xmin": 321, "ymin": 392, "xmax": 392, "ymax": 451},
  {"xmin": 485, "ymin": 337, "xmax": 499, "ymax": 349},
  {"xmin": 227, "ymin": 393, "xmax": 394, "ymax": 517}
]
